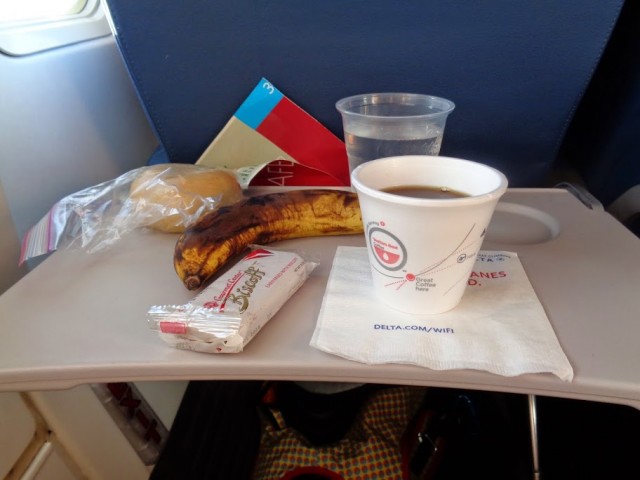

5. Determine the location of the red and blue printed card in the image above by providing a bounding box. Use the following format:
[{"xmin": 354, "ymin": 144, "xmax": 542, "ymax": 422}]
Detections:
[{"xmin": 196, "ymin": 78, "xmax": 350, "ymax": 187}]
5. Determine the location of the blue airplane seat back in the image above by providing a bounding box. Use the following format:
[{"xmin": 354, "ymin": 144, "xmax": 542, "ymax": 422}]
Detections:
[
  {"xmin": 559, "ymin": 0, "xmax": 640, "ymax": 207},
  {"xmin": 104, "ymin": 0, "xmax": 623, "ymax": 187}
]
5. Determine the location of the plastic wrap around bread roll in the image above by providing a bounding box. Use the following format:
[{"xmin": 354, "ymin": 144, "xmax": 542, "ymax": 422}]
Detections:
[{"xmin": 129, "ymin": 164, "xmax": 243, "ymax": 233}]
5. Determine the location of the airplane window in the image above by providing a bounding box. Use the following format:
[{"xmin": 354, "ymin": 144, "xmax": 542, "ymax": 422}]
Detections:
[
  {"xmin": 0, "ymin": 0, "xmax": 87, "ymax": 24},
  {"xmin": 0, "ymin": 0, "xmax": 109, "ymax": 56}
]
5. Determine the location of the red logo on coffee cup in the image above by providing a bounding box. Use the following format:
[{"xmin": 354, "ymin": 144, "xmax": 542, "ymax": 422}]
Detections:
[{"xmin": 368, "ymin": 227, "xmax": 407, "ymax": 271}]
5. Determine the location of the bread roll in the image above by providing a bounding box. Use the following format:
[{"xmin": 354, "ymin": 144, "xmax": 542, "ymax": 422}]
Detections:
[{"xmin": 129, "ymin": 164, "xmax": 243, "ymax": 232}]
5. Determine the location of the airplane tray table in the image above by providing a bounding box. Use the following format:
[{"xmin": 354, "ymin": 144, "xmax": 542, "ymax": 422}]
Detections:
[{"xmin": 1, "ymin": 189, "xmax": 640, "ymax": 409}]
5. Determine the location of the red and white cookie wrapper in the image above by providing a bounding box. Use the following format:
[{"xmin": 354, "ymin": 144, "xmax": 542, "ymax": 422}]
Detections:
[{"xmin": 147, "ymin": 247, "xmax": 317, "ymax": 353}]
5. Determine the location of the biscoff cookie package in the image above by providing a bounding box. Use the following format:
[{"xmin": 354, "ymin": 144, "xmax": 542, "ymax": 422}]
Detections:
[{"xmin": 147, "ymin": 247, "xmax": 317, "ymax": 353}]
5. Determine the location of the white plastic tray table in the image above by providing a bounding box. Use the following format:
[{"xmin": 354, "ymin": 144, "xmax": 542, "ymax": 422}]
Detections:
[{"xmin": 1, "ymin": 189, "xmax": 639, "ymax": 410}]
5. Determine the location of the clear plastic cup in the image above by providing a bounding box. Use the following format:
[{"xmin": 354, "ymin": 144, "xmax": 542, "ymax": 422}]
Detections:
[{"xmin": 336, "ymin": 93, "xmax": 455, "ymax": 173}]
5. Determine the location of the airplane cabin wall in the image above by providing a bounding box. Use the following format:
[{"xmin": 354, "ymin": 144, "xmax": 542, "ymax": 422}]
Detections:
[
  {"xmin": 0, "ymin": 34, "xmax": 158, "ymax": 293},
  {"xmin": 0, "ymin": 10, "xmax": 161, "ymax": 477}
]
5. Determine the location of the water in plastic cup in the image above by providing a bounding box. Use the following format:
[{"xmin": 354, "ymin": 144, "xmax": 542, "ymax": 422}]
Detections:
[
  {"xmin": 336, "ymin": 93, "xmax": 455, "ymax": 173},
  {"xmin": 351, "ymin": 155, "xmax": 508, "ymax": 315}
]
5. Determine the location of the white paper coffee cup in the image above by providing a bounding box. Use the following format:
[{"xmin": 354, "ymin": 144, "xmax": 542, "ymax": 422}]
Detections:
[{"xmin": 351, "ymin": 155, "xmax": 508, "ymax": 314}]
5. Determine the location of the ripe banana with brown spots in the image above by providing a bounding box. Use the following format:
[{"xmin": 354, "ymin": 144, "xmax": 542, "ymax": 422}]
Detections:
[{"xmin": 174, "ymin": 189, "xmax": 363, "ymax": 290}]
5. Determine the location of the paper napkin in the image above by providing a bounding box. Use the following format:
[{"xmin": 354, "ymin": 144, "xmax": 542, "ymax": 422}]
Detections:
[{"xmin": 310, "ymin": 247, "xmax": 573, "ymax": 381}]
